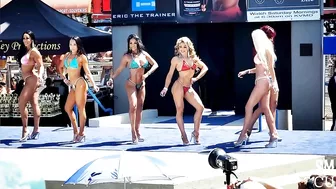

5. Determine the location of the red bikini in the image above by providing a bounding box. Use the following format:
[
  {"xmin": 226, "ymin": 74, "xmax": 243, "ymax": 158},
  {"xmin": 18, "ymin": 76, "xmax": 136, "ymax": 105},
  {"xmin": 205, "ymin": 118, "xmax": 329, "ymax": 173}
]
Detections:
[
  {"xmin": 180, "ymin": 59, "xmax": 197, "ymax": 71},
  {"xmin": 179, "ymin": 60, "xmax": 197, "ymax": 94}
]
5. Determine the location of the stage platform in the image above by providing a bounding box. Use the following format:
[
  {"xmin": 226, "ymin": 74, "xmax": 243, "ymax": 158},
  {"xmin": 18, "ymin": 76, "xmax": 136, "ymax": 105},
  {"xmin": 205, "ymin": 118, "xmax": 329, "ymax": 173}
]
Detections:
[
  {"xmin": 1, "ymin": 114, "xmax": 336, "ymax": 189},
  {"xmin": 0, "ymin": 122, "xmax": 335, "ymax": 155},
  {"xmin": 1, "ymin": 148, "xmax": 335, "ymax": 189}
]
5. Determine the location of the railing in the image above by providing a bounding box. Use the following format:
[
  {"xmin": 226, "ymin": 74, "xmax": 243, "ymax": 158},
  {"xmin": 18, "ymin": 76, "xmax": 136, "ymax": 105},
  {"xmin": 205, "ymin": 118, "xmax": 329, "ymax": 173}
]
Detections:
[
  {"xmin": 87, "ymin": 89, "xmax": 113, "ymax": 115},
  {"xmin": 73, "ymin": 88, "xmax": 113, "ymax": 124},
  {"xmin": 257, "ymin": 103, "xmax": 279, "ymax": 132}
]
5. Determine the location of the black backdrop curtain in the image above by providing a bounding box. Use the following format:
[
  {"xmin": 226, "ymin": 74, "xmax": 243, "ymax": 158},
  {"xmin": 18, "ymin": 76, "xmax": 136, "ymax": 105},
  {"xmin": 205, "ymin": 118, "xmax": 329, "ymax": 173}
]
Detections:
[
  {"xmin": 196, "ymin": 23, "xmax": 236, "ymax": 111},
  {"xmin": 142, "ymin": 22, "xmax": 292, "ymax": 116}
]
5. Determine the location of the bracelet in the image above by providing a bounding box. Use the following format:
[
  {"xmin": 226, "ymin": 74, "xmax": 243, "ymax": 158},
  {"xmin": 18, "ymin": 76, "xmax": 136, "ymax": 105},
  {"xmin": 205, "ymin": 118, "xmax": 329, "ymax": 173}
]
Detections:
[
  {"xmin": 247, "ymin": 70, "xmax": 251, "ymax": 74},
  {"xmin": 163, "ymin": 87, "xmax": 168, "ymax": 91}
]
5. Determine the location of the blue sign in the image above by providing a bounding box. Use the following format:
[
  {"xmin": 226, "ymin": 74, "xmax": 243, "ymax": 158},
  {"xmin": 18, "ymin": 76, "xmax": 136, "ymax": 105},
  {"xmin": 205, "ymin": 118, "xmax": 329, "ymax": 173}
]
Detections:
[
  {"xmin": 132, "ymin": 0, "xmax": 156, "ymax": 12},
  {"xmin": 248, "ymin": 0, "xmax": 320, "ymax": 10},
  {"xmin": 324, "ymin": 36, "xmax": 336, "ymax": 55}
]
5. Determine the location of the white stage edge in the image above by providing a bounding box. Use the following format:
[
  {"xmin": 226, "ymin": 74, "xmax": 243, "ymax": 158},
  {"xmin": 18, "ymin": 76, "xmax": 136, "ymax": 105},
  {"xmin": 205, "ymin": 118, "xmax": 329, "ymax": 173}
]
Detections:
[
  {"xmin": 88, "ymin": 109, "xmax": 158, "ymax": 127},
  {"xmin": 1, "ymin": 148, "xmax": 335, "ymax": 189}
]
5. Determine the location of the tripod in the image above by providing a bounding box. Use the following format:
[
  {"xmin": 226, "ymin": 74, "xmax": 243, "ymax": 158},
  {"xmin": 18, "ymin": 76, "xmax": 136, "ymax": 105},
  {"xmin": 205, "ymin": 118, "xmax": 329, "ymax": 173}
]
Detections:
[{"xmin": 224, "ymin": 170, "xmax": 238, "ymax": 189}]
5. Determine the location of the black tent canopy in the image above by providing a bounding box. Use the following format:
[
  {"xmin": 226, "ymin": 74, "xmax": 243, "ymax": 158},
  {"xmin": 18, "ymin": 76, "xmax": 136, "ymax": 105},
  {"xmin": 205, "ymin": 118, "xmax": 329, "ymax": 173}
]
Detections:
[{"xmin": 0, "ymin": 0, "xmax": 112, "ymax": 56}]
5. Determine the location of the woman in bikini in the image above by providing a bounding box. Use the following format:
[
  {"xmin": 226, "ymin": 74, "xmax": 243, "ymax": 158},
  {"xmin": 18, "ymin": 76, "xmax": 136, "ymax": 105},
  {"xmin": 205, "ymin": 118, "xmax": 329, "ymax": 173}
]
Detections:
[
  {"xmin": 160, "ymin": 37, "xmax": 208, "ymax": 145},
  {"xmin": 111, "ymin": 34, "xmax": 159, "ymax": 144},
  {"xmin": 237, "ymin": 25, "xmax": 282, "ymax": 142},
  {"xmin": 16, "ymin": 30, "xmax": 44, "ymax": 142},
  {"xmin": 58, "ymin": 36, "xmax": 99, "ymax": 143},
  {"xmin": 235, "ymin": 29, "xmax": 279, "ymax": 148}
]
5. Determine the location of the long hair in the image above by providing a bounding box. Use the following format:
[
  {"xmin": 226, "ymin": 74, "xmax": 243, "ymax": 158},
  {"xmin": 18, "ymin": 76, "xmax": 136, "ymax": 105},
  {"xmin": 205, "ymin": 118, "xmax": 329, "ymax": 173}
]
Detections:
[
  {"xmin": 260, "ymin": 25, "xmax": 276, "ymax": 42},
  {"xmin": 16, "ymin": 30, "xmax": 36, "ymax": 67},
  {"xmin": 174, "ymin": 37, "xmax": 200, "ymax": 62},
  {"xmin": 252, "ymin": 29, "xmax": 276, "ymax": 69},
  {"xmin": 69, "ymin": 36, "xmax": 86, "ymax": 77},
  {"xmin": 253, "ymin": 25, "xmax": 276, "ymax": 56},
  {"xmin": 126, "ymin": 34, "xmax": 145, "ymax": 55}
]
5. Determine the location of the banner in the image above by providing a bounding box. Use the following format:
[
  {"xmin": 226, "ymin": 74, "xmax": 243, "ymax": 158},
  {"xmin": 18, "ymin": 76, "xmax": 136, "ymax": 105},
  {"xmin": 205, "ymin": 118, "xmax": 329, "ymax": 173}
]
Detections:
[
  {"xmin": 175, "ymin": 0, "xmax": 246, "ymax": 23},
  {"xmin": 112, "ymin": 0, "xmax": 177, "ymax": 24},
  {"xmin": 111, "ymin": 0, "xmax": 246, "ymax": 25},
  {"xmin": 246, "ymin": 0, "xmax": 321, "ymax": 22},
  {"xmin": 0, "ymin": 40, "xmax": 68, "ymax": 56}
]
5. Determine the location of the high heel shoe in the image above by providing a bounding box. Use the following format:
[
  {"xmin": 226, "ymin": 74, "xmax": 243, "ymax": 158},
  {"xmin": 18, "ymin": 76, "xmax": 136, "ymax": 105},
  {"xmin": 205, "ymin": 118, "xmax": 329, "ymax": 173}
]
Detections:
[
  {"xmin": 234, "ymin": 135, "xmax": 248, "ymax": 148},
  {"xmin": 30, "ymin": 132, "xmax": 40, "ymax": 140},
  {"xmin": 19, "ymin": 132, "xmax": 30, "ymax": 142},
  {"xmin": 246, "ymin": 130, "xmax": 252, "ymax": 143},
  {"xmin": 181, "ymin": 135, "xmax": 189, "ymax": 146},
  {"xmin": 265, "ymin": 137, "xmax": 278, "ymax": 148},
  {"xmin": 72, "ymin": 134, "xmax": 78, "ymax": 143},
  {"xmin": 265, "ymin": 133, "xmax": 279, "ymax": 148},
  {"xmin": 76, "ymin": 135, "xmax": 85, "ymax": 143},
  {"xmin": 190, "ymin": 131, "xmax": 200, "ymax": 145},
  {"xmin": 137, "ymin": 135, "xmax": 145, "ymax": 142},
  {"xmin": 132, "ymin": 138, "xmax": 138, "ymax": 145},
  {"xmin": 269, "ymin": 132, "xmax": 282, "ymax": 142}
]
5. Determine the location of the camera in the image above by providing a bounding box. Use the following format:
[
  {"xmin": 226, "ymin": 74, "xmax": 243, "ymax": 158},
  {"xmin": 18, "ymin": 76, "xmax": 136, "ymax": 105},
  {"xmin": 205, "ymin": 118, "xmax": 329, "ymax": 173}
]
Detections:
[
  {"xmin": 208, "ymin": 148, "xmax": 238, "ymax": 172},
  {"xmin": 208, "ymin": 148, "xmax": 238, "ymax": 188}
]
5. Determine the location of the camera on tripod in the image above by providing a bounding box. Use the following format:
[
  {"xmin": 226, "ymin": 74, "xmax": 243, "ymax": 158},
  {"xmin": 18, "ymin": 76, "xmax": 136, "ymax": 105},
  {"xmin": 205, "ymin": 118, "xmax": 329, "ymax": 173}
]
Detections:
[
  {"xmin": 208, "ymin": 148, "xmax": 238, "ymax": 172},
  {"xmin": 208, "ymin": 148, "xmax": 238, "ymax": 189}
]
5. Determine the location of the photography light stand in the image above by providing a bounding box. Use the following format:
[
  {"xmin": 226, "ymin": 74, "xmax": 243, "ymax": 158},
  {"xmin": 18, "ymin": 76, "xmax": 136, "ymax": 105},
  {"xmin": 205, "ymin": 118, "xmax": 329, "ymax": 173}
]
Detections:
[
  {"xmin": 224, "ymin": 170, "xmax": 238, "ymax": 189},
  {"xmin": 208, "ymin": 148, "xmax": 239, "ymax": 189}
]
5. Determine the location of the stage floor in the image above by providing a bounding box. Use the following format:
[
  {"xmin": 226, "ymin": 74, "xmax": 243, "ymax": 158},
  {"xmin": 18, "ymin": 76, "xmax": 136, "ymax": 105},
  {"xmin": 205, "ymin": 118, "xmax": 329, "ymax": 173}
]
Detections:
[
  {"xmin": 0, "ymin": 121, "xmax": 335, "ymax": 155},
  {"xmin": 1, "ymin": 115, "xmax": 336, "ymax": 189}
]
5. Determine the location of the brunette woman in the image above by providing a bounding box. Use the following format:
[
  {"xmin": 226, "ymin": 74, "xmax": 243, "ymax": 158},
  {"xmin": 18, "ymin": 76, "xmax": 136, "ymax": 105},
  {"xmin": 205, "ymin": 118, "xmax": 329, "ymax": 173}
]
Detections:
[
  {"xmin": 59, "ymin": 36, "xmax": 99, "ymax": 143},
  {"xmin": 16, "ymin": 30, "xmax": 44, "ymax": 142},
  {"xmin": 111, "ymin": 34, "xmax": 159, "ymax": 144}
]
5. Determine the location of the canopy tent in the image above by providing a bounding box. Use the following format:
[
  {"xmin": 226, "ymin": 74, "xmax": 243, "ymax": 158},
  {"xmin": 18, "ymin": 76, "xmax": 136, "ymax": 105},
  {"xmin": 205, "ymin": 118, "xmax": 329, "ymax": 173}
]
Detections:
[
  {"xmin": 0, "ymin": 0, "xmax": 92, "ymax": 14},
  {"xmin": 0, "ymin": 0, "xmax": 112, "ymax": 56}
]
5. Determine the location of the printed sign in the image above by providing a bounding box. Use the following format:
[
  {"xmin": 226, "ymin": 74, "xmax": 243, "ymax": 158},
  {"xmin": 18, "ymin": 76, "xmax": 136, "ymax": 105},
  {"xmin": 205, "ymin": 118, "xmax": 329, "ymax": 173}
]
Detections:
[
  {"xmin": 111, "ymin": 0, "xmax": 247, "ymax": 25},
  {"xmin": 0, "ymin": 40, "xmax": 67, "ymax": 56},
  {"xmin": 175, "ymin": 0, "xmax": 246, "ymax": 23},
  {"xmin": 132, "ymin": 0, "xmax": 156, "ymax": 12},
  {"xmin": 112, "ymin": 0, "xmax": 176, "ymax": 24},
  {"xmin": 246, "ymin": 0, "xmax": 321, "ymax": 22}
]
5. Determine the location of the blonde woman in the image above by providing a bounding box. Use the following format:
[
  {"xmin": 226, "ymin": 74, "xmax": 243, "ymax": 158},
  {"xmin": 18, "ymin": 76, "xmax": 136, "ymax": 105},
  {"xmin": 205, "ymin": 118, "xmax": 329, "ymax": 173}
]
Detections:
[
  {"xmin": 235, "ymin": 29, "xmax": 280, "ymax": 148},
  {"xmin": 160, "ymin": 37, "xmax": 208, "ymax": 145},
  {"xmin": 238, "ymin": 25, "xmax": 282, "ymax": 142}
]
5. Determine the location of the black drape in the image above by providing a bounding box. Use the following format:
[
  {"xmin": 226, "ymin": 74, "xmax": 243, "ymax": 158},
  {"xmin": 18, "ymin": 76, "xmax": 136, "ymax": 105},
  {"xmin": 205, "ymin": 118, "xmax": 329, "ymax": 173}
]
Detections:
[
  {"xmin": 141, "ymin": 22, "xmax": 292, "ymax": 116},
  {"xmin": 196, "ymin": 23, "xmax": 235, "ymax": 111}
]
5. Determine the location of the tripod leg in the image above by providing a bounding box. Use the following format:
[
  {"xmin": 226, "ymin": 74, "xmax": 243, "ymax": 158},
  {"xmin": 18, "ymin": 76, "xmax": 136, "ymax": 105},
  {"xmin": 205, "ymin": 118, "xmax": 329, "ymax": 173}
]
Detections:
[{"xmin": 226, "ymin": 172, "xmax": 231, "ymax": 189}]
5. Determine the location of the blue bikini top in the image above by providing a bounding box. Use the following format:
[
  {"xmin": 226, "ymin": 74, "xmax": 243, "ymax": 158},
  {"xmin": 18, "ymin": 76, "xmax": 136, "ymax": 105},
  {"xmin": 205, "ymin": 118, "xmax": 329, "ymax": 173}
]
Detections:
[
  {"xmin": 64, "ymin": 56, "xmax": 79, "ymax": 69},
  {"xmin": 129, "ymin": 54, "xmax": 149, "ymax": 69}
]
